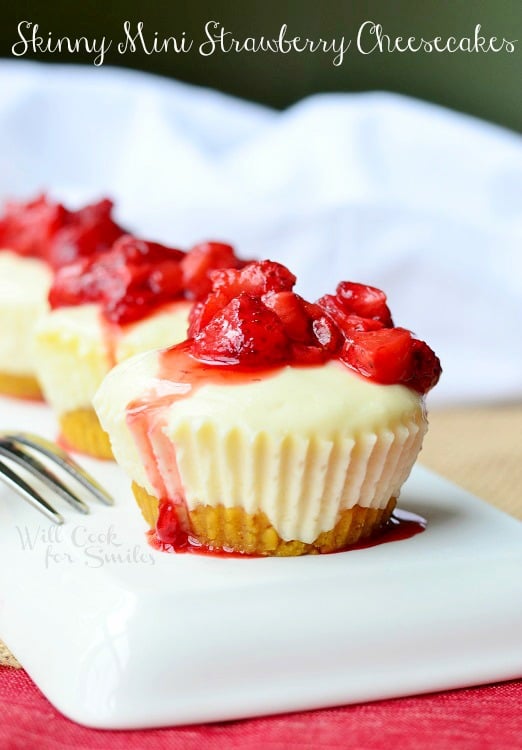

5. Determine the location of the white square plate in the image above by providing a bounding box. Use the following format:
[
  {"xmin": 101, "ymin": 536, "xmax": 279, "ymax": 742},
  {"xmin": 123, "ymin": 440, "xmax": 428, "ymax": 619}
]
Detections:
[{"xmin": 0, "ymin": 395, "xmax": 521, "ymax": 729}]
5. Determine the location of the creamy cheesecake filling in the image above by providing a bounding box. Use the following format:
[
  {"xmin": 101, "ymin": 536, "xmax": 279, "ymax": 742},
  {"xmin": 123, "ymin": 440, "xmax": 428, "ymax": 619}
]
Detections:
[
  {"xmin": 94, "ymin": 352, "xmax": 427, "ymax": 543},
  {"xmin": 35, "ymin": 301, "xmax": 191, "ymax": 414},
  {"xmin": 0, "ymin": 251, "xmax": 52, "ymax": 376}
]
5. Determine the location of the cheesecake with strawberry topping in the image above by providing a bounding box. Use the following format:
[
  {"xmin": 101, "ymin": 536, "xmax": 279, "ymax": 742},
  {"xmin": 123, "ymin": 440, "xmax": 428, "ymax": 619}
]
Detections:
[
  {"xmin": 35, "ymin": 236, "xmax": 244, "ymax": 458},
  {"xmin": 94, "ymin": 260, "xmax": 441, "ymax": 556},
  {"xmin": 0, "ymin": 194, "xmax": 125, "ymax": 398}
]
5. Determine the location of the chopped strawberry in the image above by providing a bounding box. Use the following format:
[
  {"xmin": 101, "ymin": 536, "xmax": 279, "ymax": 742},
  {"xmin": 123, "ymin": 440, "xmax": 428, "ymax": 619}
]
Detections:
[
  {"xmin": 317, "ymin": 294, "xmax": 385, "ymax": 335},
  {"xmin": 343, "ymin": 315, "xmax": 385, "ymax": 333},
  {"xmin": 148, "ymin": 260, "xmax": 184, "ymax": 296},
  {"xmin": 290, "ymin": 343, "xmax": 330, "ymax": 365},
  {"xmin": 192, "ymin": 293, "xmax": 290, "ymax": 365},
  {"xmin": 48, "ymin": 198, "xmax": 126, "ymax": 268},
  {"xmin": 0, "ymin": 195, "xmax": 128, "ymax": 268},
  {"xmin": 181, "ymin": 241, "xmax": 240, "ymax": 300},
  {"xmin": 190, "ymin": 261, "xmax": 298, "ymax": 342},
  {"xmin": 187, "ymin": 301, "xmax": 205, "ymax": 338},
  {"xmin": 311, "ymin": 316, "xmax": 343, "ymax": 354},
  {"xmin": 48, "ymin": 258, "xmax": 95, "ymax": 309},
  {"xmin": 210, "ymin": 260, "xmax": 296, "ymax": 300},
  {"xmin": 0, "ymin": 195, "xmax": 68, "ymax": 258},
  {"xmin": 341, "ymin": 328, "xmax": 413, "ymax": 384},
  {"xmin": 187, "ymin": 289, "xmax": 231, "ymax": 337},
  {"xmin": 341, "ymin": 328, "xmax": 442, "ymax": 394},
  {"xmin": 335, "ymin": 281, "xmax": 393, "ymax": 326},
  {"xmin": 207, "ymin": 267, "xmax": 243, "ymax": 299},
  {"xmin": 317, "ymin": 294, "xmax": 350, "ymax": 329},
  {"xmin": 186, "ymin": 262, "xmax": 440, "ymax": 394},
  {"xmin": 50, "ymin": 234, "xmax": 244, "ymax": 325},
  {"xmin": 240, "ymin": 260, "xmax": 296, "ymax": 295},
  {"xmin": 406, "ymin": 339, "xmax": 442, "ymax": 393},
  {"xmin": 50, "ymin": 235, "xmax": 185, "ymax": 324},
  {"xmin": 106, "ymin": 235, "xmax": 184, "ymax": 266},
  {"xmin": 263, "ymin": 291, "xmax": 311, "ymax": 342}
]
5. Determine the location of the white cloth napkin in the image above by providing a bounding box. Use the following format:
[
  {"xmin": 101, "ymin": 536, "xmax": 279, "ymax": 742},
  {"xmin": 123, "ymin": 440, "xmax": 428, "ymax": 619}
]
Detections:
[{"xmin": 0, "ymin": 60, "xmax": 521, "ymax": 406}]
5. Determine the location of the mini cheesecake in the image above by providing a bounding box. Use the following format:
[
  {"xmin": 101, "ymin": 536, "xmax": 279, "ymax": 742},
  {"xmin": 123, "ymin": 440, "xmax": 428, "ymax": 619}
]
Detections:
[
  {"xmin": 35, "ymin": 237, "xmax": 245, "ymax": 458},
  {"xmin": 94, "ymin": 260, "xmax": 441, "ymax": 556},
  {"xmin": 0, "ymin": 195, "xmax": 125, "ymax": 398},
  {"xmin": 0, "ymin": 252, "xmax": 52, "ymax": 398}
]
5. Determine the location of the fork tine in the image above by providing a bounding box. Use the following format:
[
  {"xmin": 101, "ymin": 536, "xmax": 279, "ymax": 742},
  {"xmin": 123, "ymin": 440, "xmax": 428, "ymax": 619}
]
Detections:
[
  {"xmin": 4, "ymin": 433, "xmax": 114, "ymax": 506},
  {"xmin": 0, "ymin": 439, "xmax": 90, "ymax": 515},
  {"xmin": 0, "ymin": 459, "xmax": 64, "ymax": 524}
]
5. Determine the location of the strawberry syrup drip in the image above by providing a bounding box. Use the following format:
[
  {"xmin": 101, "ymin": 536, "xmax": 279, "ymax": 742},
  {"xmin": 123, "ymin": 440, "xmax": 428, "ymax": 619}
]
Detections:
[{"xmin": 126, "ymin": 342, "xmax": 285, "ymax": 504}]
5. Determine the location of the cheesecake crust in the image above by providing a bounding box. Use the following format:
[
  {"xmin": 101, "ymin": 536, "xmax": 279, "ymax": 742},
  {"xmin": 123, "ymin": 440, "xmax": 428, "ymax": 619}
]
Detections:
[
  {"xmin": 0, "ymin": 371, "xmax": 43, "ymax": 400},
  {"xmin": 132, "ymin": 482, "xmax": 396, "ymax": 556},
  {"xmin": 59, "ymin": 407, "xmax": 114, "ymax": 459}
]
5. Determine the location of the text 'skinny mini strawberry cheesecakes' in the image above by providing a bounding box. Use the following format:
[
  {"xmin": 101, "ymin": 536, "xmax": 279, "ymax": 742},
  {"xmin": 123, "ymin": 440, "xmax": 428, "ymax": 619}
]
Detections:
[
  {"xmin": 34, "ymin": 236, "xmax": 245, "ymax": 458},
  {"xmin": 0, "ymin": 195, "xmax": 125, "ymax": 398},
  {"xmin": 94, "ymin": 260, "xmax": 441, "ymax": 556}
]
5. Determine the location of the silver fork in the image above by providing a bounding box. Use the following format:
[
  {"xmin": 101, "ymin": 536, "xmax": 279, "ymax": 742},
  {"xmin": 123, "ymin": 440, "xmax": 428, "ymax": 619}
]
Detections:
[{"xmin": 0, "ymin": 432, "xmax": 114, "ymax": 524}]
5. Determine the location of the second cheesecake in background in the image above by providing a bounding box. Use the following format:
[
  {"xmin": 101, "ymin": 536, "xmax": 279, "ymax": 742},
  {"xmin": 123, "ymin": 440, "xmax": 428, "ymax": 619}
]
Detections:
[{"xmin": 34, "ymin": 235, "xmax": 245, "ymax": 458}]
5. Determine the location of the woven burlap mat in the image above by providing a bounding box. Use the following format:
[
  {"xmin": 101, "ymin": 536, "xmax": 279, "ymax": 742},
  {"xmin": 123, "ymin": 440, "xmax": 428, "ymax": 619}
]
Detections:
[
  {"xmin": 2, "ymin": 404, "xmax": 521, "ymax": 669},
  {"xmin": 420, "ymin": 403, "xmax": 522, "ymax": 521}
]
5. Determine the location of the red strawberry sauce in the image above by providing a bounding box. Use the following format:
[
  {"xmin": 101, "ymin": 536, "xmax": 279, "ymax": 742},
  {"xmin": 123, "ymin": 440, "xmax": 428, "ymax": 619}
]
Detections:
[{"xmin": 126, "ymin": 342, "xmax": 285, "ymax": 506}]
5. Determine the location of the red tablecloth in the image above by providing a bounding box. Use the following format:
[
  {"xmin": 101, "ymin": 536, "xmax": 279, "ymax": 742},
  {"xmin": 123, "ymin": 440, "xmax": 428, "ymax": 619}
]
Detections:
[{"xmin": 0, "ymin": 669, "xmax": 520, "ymax": 750}]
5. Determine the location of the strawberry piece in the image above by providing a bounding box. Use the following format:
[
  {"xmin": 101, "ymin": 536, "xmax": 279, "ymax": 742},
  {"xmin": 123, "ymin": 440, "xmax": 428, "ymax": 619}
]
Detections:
[
  {"xmin": 341, "ymin": 328, "xmax": 441, "ymax": 394},
  {"xmin": 190, "ymin": 261, "xmax": 298, "ymax": 342},
  {"xmin": 317, "ymin": 294, "xmax": 350, "ymax": 329},
  {"xmin": 210, "ymin": 260, "xmax": 296, "ymax": 300},
  {"xmin": 341, "ymin": 328, "xmax": 413, "ymax": 384},
  {"xmin": 50, "ymin": 235, "xmax": 186, "ymax": 324},
  {"xmin": 192, "ymin": 293, "xmax": 290, "ymax": 365},
  {"xmin": 209, "ymin": 267, "xmax": 244, "ymax": 298},
  {"xmin": 48, "ymin": 258, "xmax": 96, "ymax": 308},
  {"xmin": 107, "ymin": 235, "xmax": 184, "ymax": 266},
  {"xmin": 263, "ymin": 291, "xmax": 311, "ymax": 342},
  {"xmin": 0, "ymin": 195, "xmax": 127, "ymax": 268},
  {"xmin": 181, "ymin": 241, "xmax": 240, "ymax": 300},
  {"xmin": 317, "ymin": 294, "xmax": 385, "ymax": 335},
  {"xmin": 0, "ymin": 195, "xmax": 69, "ymax": 259},
  {"xmin": 148, "ymin": 260, "xmax": 184, "ymax": 296},
  {"xmin": 187, "ymin": 289, "xmax": 232, "ymax": 337},
  {"xmin": 186, "ymin": 261, "xmax": 440, "ymax": 392},
  {"xmin": 342, "ymin": 315, "xmax": 385, "ymax": 333},
  {"xmin": 187, "ymin": 301, "xmax": 205, "ymax": 338},
  {"xmin": 239, "ymin": 260, "xmax": 296, "ymax": 295},
  {"xmin": 311, "ymin": 315, "xmax": 343, "ymax": 353},
  {"xmin": 335, "ymin": 282, "xmax": 393, "ymax": 326},
  {"xmin": 261, "ymin": 295, "xmax": 343, "ymax": 363},
  {"xmin": 406, "ymin": 339, "xmax": 442, "ymax": 394},
  {"xmin": 97, "ymin": 238, "xmax": 185, "ymax": 324},
  {"xmin": 303, "ymin": 302, "xmax": 343, "ymax": 353},
  {"xmin": 290, "ymin": 343, "xmax": 330, "ymax": 365},
  {"xmin": 48, "ymin": 198, "xmax": 126, "ymax": 268}
]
